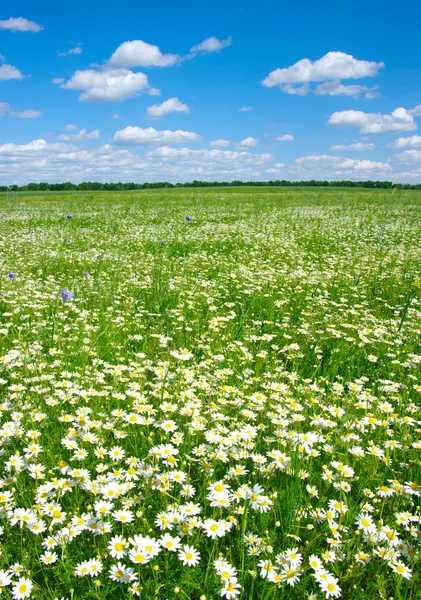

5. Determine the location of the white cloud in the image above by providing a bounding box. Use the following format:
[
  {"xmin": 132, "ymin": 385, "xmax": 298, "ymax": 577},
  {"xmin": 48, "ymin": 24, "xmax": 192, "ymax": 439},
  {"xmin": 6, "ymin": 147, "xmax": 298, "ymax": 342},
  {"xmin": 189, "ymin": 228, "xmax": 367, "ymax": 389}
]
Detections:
[
  {"xmin": 189, "ymin": 37, "xmax": 232, "ymax": 55},
  {"xmin": 210, "ymin": 139, "xmax": 230, "ymax": 148},
  {"xmin": 237, "ymin": 137, "xmax": 259, "ymax": 148},
  {"xmin": 409, "ymin": 104, "xmax": 421, "ymax": 117},
  {"xmin": 64, "ymin": 124, "xmax": 78, "ymax": 131},
  {"xmin": 10, "ymin": 109, "xmax": 42, "ymax": 119},
  {"xmin": 113, "ymin": 126, "xmax": 201, "ymax": 146},
  {"xmin": 395, "ymin": 149, "xmax": 421, "ymax": 164},
  {"xmin": 265, "ymin": 166, "xmax": 284, "ymax": 173},
  {"xmin": 276, "ymin": 134, "xmax": 294, "ymax": 142},
  {"xmin": 0, "ymin": 63, "xmax": 24, "ymax": 80},
  {"xmin": 315, "ymin": 80, "xmax": 379, "ymax": 98},
  {"xmin": 148, "ymin": 87, "xmax": 161, "ymax": 96},
  {"xmin": 0, "ymin": 17, "xmax": 43, "ymax": 32},
  {"xmin": 0, "ymin": 104, "xmax": 41, "ymax": 119},
  {"xmin": 262, "ymin": 51, "xmax": 384, "ymax": 96},
  {"xmin": 57, "ymin": 68, "xmax": 149, "ymax": 102},
  {"xmin": 147, "ymin": 146, "xmax": 272, "ymax": 167},
  {"xmin": 110, "ymin": 114, "xmax": 120, "ymax": 120},
  {"xmin": 239, "ymin": 106, "xmax": 253, "ymax": 112},
  {"xmin": 328, "ymin": 108, "xmax": 417, "ymax": 134},
  {"xmin": 331, "ymin": 142, "xmax": 375, "ymax": 150},
  {"xmin": 0, "ymin": 139, "xmax": 74, "ymax": 154},
  {"xmin": 0, "ymin": 139, "xmax": 274, "ymax": 185},
  {"xmin": 58, "ymin": 46, "xmax": 82, "ymax": 57},
  {"xmin": 109, "ymin": 40, "xmax": 180, "ymax": 68},
  {"xmin": 290, "ymin": 153, "xmax": 392, "ymax": 180},
  {"xmin": 388, "ymin": 135, "xmax": 421, "ymax": 148},
  {"xmin": 146, "ymin": 97, "xmax": 190, "ymax": 119},
  {"xmin": 59, "ymin": 128, "xmax": 100, "ymax": 141}
]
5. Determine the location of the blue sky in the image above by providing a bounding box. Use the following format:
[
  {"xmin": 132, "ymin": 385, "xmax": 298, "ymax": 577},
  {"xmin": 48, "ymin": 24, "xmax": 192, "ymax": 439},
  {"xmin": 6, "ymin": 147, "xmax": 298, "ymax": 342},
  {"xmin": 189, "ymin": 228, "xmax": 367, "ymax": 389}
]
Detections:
[{"xmin": 1, "ymin": 0, "xmax": 421, "ymax": 184}]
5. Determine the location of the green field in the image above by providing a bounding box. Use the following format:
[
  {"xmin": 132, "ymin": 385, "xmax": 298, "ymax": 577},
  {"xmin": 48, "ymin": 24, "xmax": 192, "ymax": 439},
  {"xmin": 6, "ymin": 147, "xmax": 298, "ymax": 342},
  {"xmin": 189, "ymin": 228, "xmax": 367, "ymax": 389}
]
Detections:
[{"xmin": 0, "ymin": 187, "xmax": 420, "ymax": 599}]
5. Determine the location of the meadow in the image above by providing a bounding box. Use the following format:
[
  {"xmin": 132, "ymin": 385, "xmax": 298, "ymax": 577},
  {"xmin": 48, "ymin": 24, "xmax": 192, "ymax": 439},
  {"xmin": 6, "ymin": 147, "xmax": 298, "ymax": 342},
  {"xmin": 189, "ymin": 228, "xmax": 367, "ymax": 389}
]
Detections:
[{"xmin": 0, "ymin": 187, "xmax": 420, "ymax": 600}]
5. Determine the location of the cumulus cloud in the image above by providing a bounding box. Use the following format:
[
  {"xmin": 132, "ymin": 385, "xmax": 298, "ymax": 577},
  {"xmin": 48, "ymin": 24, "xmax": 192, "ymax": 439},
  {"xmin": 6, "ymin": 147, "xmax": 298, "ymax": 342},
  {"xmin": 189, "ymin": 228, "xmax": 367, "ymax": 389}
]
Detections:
[
  {"xmin": 146, "ymin": 146, "xmax": 273, "ymax": 170},
  {"xmin": 210, "ymin": 139, "xmax": 230, "ymax": 148},
  {"xmin": 58, "ymin": 45, "xmax": 82, "ymax": 57},
  {"xmin": 388, "ymin": 135, "xmax": 421, "ymax": 148},
  {"xmin": 239, "ymin": 106, "xmax": 253, "ymax": 112},
  {"xmin": 146, "ymin": 97, "xmax": 190, "ymax": 119},
  {"xmin": 276, "ymin": 134, "xmax": 294, "ymax": 142},
  {"xmin": 113, "ymin": 126, "xmax": 201, "ymax": 146},
  {"xmin": 57, "ymin": 68, "xmax": 149, "ymax": 102},
  {"xmin": 409, "ymin": 104, "xmax": 421, "ymax": 117},
  {"xmin": 0, "ymin": 139, "xmax": 274, "ymax": 185},
  {"xmin": 328, "ymin": 107, "xmax": 417, "ymax": 134},
  {"xmin": 290, "ymin": 153, "xmax": 392, "ymax": 180},
  {"xmin": 59, "ymin": 128, "xmax": 100, "ymax": 141},
  {"xmin": 237, "ymin": 137, "xmax": 259, "ymax": 149},
  {"xmin": 331, "ymin": 142, "xmax": 375, "ymax": 151},
  {"xmin": 315, "ymin": 80, "xmax": 379, "ymax": 99},
  {"xmin": 0, "ymin": 104, "xmax": 41, "ymax": 118},
  {"xmin": 265, "ymin": 165, "xmax": 284, "ymax": 173},
  {"xmin": 0, "ymin": 17, "xmax": 43, "ymax": 32},
  {"xmin": 262, "ymin": 51, "xmax": 384, "ymax": 96},
  {"xmin": 110, "ymin": 40, "xmax": 180, "ymax": 68},
  {"xmin": 0, "ymin": 63, "xmax": 24, "ymax": 80},
  {"xmin": 189, "ymin": 37, "xmax": 232, "ymax": 55},
  {"xmin": 10, "ymin": 109, "xmax": 42, "ymax": 119},
  {"xmin": 64, "ymin": 124, "xmax": 78, "ymax": 131},
  {"xmin": 395, "ymin": 149, "xmax": 421, "ymax": 164}
]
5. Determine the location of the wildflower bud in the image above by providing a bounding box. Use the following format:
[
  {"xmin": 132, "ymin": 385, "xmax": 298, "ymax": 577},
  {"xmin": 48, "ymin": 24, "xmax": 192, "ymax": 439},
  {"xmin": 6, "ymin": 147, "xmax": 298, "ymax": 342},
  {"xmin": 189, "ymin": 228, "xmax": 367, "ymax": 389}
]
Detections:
[
  {"xmin": 275, "ymin": 521, "xmax": 281, "ymax": 527},
  {"xmin": 154, "ymin": 565, "xmax": 159, "ymax": 571},
  {"xmin": 174, "ymin": 588, "xmax": 180, "ymax": 594},
  {"xmin": 200, "ymin": 596, "xmax": 207, "ymax": 600},
  {"xmin": 307, "ymin": 524, "xmax": 314, "ymax": 530}
]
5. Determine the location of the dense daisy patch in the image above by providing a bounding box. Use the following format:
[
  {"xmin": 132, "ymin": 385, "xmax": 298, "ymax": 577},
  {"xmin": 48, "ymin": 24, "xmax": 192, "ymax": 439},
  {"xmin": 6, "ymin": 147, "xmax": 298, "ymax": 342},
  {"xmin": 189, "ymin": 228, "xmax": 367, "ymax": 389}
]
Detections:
[{"xmin": 0, "ymin": 187, "xmax": 420, "ymax": 599}]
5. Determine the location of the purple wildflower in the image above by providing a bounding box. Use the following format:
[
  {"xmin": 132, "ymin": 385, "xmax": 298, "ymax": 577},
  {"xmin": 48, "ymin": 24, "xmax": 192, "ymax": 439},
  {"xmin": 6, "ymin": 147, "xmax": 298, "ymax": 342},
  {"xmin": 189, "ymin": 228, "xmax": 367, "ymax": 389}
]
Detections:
[
  {"xmin": 185, "ymin": 216, "xmax": 191, "ymax": 222},
  {"xmin": 67, "ymin": 214, "xmax": 72, "ymax": 219},
  {"xmin": 61, "ymin": 288, "xmax": 74, "ymax": 303},
  {"xmin": 8, "ymin": 272, "xmax": 16, "ymax": 278}
]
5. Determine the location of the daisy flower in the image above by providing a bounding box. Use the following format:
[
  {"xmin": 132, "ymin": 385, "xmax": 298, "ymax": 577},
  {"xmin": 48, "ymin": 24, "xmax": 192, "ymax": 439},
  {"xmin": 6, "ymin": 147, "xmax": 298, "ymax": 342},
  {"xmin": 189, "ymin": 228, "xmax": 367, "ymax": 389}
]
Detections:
[
  {"xmin": 160, "ymin": 533, "xmax": 182, "ymax": 552},
  {"xmin": 11, "ymin": 578, "xmax": 33, "ymax": 599},
  {"xmin": 178, "ymin": 545, "xmax": 200, "ymax": 566}
]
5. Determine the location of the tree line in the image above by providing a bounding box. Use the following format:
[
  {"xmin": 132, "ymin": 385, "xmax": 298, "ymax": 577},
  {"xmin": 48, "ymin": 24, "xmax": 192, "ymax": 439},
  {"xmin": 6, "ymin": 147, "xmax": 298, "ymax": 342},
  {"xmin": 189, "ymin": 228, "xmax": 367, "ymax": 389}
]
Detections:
[{"xmin": 1, "ymin": 179, "xmax": 420, "ymax": 192}]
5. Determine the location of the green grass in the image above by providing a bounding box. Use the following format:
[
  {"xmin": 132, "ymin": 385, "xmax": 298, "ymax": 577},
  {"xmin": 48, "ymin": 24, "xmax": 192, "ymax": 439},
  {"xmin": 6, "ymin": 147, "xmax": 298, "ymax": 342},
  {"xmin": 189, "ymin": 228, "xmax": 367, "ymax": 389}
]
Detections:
[{"xmin": 0, "ymin": 187, "xmax": 420, "ymax": 600}]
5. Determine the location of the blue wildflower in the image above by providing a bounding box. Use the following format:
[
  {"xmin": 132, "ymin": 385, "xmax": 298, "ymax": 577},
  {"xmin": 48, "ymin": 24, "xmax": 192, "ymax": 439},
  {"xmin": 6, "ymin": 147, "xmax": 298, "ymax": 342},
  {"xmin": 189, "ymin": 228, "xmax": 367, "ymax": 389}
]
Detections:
[
  {"xmin": 61, "ymin": 288, "xmax": 74, "ymax": 302},
  {"xmin": 67, "ymin": 214, "xmax": 72, "ymax": 219},
  {"xmin": 185, "ymin": 216, "xmax": 191, "ymax": 222},
  {"xmin": 8, "ymin": 272, "xmax": 15, "ymax": 278}
]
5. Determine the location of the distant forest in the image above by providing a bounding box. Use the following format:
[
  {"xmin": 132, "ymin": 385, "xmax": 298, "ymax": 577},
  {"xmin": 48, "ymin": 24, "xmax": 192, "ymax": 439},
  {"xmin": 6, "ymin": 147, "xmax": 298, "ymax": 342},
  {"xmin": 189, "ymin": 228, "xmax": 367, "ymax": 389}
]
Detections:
[{"xmin": 1, "ymin": 179, "xmax": 420, "ymax": 192}]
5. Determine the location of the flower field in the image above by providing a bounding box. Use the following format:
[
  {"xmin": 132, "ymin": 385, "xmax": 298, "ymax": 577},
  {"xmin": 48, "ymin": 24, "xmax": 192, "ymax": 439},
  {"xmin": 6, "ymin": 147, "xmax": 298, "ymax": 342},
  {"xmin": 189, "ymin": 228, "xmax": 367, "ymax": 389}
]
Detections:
[{"xmin": 0, "ymin": 186, "xmax": 420, "ymax": 600}]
